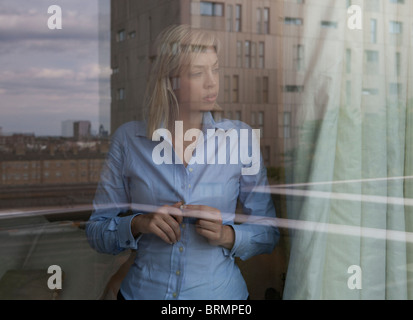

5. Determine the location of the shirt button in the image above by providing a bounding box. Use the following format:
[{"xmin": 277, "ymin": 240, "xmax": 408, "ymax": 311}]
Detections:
[
  {"xmin": 181, "ymin": 224, "xmax": 186, "ymax": 229},
  {"xmin": 189, "ymin": 168, "xmax": 193, "ymax": 172},
  {"xmin": 176, "ymin": 270, "xmax": 181, "ymax": 276},
  {"xmin": 173, "ymin": 292, "xmax": 177, "ymax": 298},
  {"xmin": 188, "ymin": 184, "xmax": 191, "ymax": 188},
  {"xmin": 179, "ymin": 246, "xmax": 184, "ymax": 252}
]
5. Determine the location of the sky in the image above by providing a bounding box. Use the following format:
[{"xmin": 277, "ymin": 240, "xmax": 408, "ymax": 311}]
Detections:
[{"xmin": 0, "ymin": 0, "xmax": 110, "ymax": 136}]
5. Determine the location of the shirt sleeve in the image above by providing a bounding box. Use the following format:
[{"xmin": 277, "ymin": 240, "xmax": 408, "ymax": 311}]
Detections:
[
  {"xmin": 223, "ymin": 144, "xmax": 280, "ymax": 261},
  {"xmin": 85, "ymin": 127, "xmax": 142, "ymax": 255}
]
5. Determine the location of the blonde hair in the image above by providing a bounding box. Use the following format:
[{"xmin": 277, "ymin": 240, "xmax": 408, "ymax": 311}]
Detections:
[{"xmin": 144, "ymin": 24, "xmax": 221, "ymax": 138}]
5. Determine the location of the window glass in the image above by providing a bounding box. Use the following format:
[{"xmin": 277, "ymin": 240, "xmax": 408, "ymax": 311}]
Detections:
[
  {"xmin": 200, "ymin": 2, "xmax": 213, "ymax": 16},
  {"xmin": 1, "ymin": 0, "xmax": 413, "ymax": 303}
]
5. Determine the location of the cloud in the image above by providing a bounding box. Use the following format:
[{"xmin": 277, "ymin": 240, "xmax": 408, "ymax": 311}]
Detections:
[
  {"xmin": 0, "ymin": 64, "xmax": 102, "ymax": 105},
  {"xmin": 0, "ymin": 0, "xmax": 110, "ymax": 136},
  {"xmin": 0, "ymin": 1, "xmax": 100, "ymax": 41},
  {"xmin": 35, "ymin": 68, "xmax": 75, "ymax": 79}
]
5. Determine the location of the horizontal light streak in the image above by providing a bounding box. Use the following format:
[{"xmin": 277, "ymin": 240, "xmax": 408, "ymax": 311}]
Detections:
[
  {"xmin": 1, "ymin": 202, "xmax": 413, "ymax": 244},
  {"xmin": 259, "ymin": 186, "xmax": 413, "ymax": 207}
]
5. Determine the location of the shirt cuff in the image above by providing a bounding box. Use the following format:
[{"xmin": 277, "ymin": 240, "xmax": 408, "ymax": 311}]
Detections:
[
  {"xmin": 116, "ymin": 214, "xmax": 142, "ymax": 250},
  {"xmin": 222, "ymin": 224, "xmax": 244, "ymax": 260}
]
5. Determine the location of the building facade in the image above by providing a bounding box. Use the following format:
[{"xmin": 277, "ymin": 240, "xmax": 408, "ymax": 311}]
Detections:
[
  {"xmin": 110, "ymin": 0, "xmax": 284, "ymax": 167},
  {"xmin": 110, "ymin": 0, "xmax": 413, "ymax": 169},
  {"xmin": 0, "ymin": 134, "xmax": 109, "ymax": 209}
]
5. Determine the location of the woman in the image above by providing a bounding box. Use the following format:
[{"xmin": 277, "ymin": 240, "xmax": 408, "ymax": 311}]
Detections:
[{"xmin": 86, "ymin": 24, "xmax": 279, "ymax": 300}]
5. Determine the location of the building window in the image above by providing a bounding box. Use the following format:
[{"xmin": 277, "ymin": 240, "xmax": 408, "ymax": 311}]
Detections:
[
  {"xmin": 389, "ymin": 83, "xmax": 402, "ymax": 96},
  {"xmin": 236, "ymin": 41, "xmax": 242, "ymax": 67},
  {"xmin": 258, "ymin": 42, "xmax": 265, "ymax": 69},
  {"xmin": 362, "ymin": 88, "xmax": 379, "ymax": 95},
  {"xmin": 365, "ymin": 50, "xmax": 379, "ymax": 62},
  {"xmin": 117, "ymin": 88, "xmax": 125, "ymax": 101},
  {"xmin": 321, "ymin": 21, "xmax": 338, "ymax": 29},
  {"xmin": 294, "ymin": 44, "xmax": 305, "ymax": 71},
  {"xmin": 226, "ymin": 4, "xmax": 233, "ymax": 32},
  {"xmin": 251, "ymin": 42, "xmax": 256, "ymax": 68},
  {"xmin": 263, "ymin": 8, "xmax": 270, "ymax": 34},
  {"xmin": 370, "ymin": 19, "xmax": 377, "ymax": 43},
  {"xmin": 257, "ymin": 8, "xmax": 270, "ymax": 34},
  {"xmin": 245, "ymin": 41, "xmax": 251, "ymax": 68},
  {"xmin": 283, "ymin": 112, "xmax": 291, "ymax": 139},
  {"xmin": 200, "ymin": 2, "xmax": 224, "ymax": 16},
  {"xmin": 284, "ymin": 17, "xmax": 303, "ymax": 25},
  {"xmin": 232, "ymin": 75, "xmax": 239, "ymax": 103},
  {"xmin": 346, "ymin": 49, "xmax": 352, "ymax": 73},
  {"xmin": 256, "ymin": 8, "xmax": 262, "ymax": 34},
  {"xmin": 364, "ymin": 50, "xmax": 379, "ymax": 74},
  {"xmin": 235, "ymin": 5, "xmax": 242, "ymax": 32},
  {"xmin": 258, "ymin": 112, "xmax": 264, "ymax": 138},
  {"xmin": 116, "ymin": 29, "xmax": 126, "ymax": 42},
  {"xmin": 224, "ymin": 76, "xmax": 230, "ymax": 102},
  {"xmin": 389, "ymin": 21, "xmax": 402, "ymax": 34},
  {"xmin": 284, "ymin": 85, "xmax": 304, "ymax": 93},
  {"xmin": 256, "ymin": 77, "xmax": 269, "ymax": 104}
]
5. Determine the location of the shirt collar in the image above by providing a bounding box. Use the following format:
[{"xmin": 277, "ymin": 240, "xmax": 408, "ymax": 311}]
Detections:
[
  {"xmin": 134, "ymin": 121, "xmax": 148, "ymax": 137},
  {"xmin": 135, "ymin": 111, "xmax": 229, "ymax": 137}
]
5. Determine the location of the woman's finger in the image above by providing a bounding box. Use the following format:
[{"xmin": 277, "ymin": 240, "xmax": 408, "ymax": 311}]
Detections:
[
  {"xmin": 159, "ymin": 203, "xmax": 184, "ymax": 224},
  {"xmin": 181, "ymin": 204, "xmax": 221, "ymax": 222},
  {"xmin": 154, "ymin": 217, "xmax": 180, "ymax": 244},
  {"xmin": 152, "ymin": 224, "xmax": 175, "ymax": 244},
  {"xmin": 196, "ymin": 218, "xmax": 220, "ymax": 232}
]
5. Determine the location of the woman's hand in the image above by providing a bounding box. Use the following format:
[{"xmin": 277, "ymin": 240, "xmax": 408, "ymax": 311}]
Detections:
[
  {"xmin": 182, "ymin": 204, "xmax": 235, "ymax": 250},
  {"xmin": 131, "ymin": 202, "xmax": 183, "ymax": 244}
]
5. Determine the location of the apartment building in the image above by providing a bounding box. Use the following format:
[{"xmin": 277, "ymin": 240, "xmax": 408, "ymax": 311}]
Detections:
[
  {"xmin": 0, "ymin": 155, "xmax": 105, "ymax": 187},
  {"xmin": 0, "ymin": 134, "xmax": 108, "ymax": 187},
  {"xmin": 110, "ymin": 0, "xmax": 282, "ymax": 167},
  {"xmin": 0, "ymin": 135, "xmax": 109, "ymax": 209},
  {"xmin": 110, "ymin": 0, "xmax": 413, "ymax": 168}
]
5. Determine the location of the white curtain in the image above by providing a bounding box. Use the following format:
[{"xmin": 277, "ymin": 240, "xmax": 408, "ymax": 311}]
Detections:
[{"xmin": 282, "ymin": 1, "xmax": 413, "ymax": 299}]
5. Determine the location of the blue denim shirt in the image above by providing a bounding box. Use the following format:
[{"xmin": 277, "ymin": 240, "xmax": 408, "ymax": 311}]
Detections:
[{"xmin": 86, "ymin": 112, "xmax": 279, "ymax": 300}]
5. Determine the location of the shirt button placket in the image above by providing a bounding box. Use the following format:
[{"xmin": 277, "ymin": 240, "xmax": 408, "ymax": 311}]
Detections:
[
  {"xmin": 170, "ymin": 245, "xmax": 182, "ymax": 299},
  {"xmin": 170, "ymin": 211, "xmax": 186, "ymax": 300}
]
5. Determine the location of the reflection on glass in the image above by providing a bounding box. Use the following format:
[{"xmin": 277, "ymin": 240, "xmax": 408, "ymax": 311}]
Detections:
[
  {"xmin": 87, "ymin": 24, "xmax": 279, "ymax": 300},
  {"xmin": 1, "ymin": 0, "xmax": 413, "ymax": 301}
]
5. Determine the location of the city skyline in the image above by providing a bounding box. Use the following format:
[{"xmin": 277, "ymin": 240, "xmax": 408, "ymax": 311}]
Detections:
[{"xmin": 0, "ymin": 0, "xmax": 110, "ymax": 136}]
